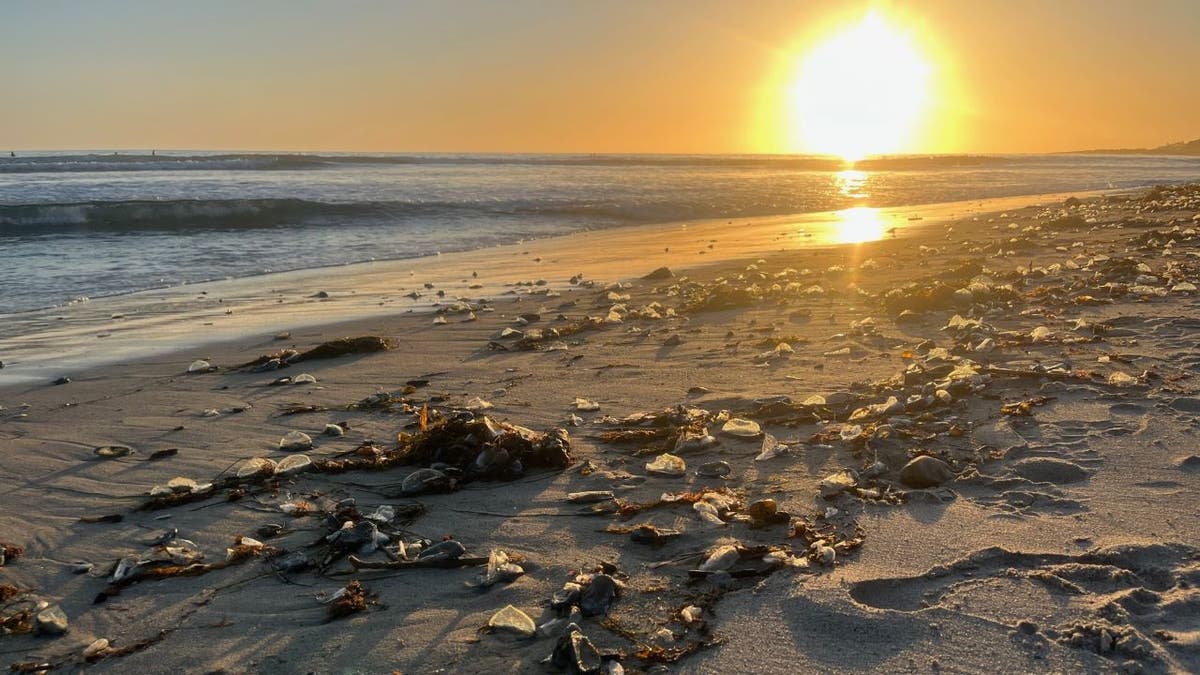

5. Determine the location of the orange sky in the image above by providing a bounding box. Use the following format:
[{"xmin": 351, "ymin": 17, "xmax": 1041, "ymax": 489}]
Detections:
[{"xmin": 2, "ymin": 0, "xmax": 1198, "ymax": 154}]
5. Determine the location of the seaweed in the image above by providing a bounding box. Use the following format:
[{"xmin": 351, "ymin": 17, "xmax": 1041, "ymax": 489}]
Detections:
[
  {"xmin": 235, "ymin": 335, "xmax": 395, "ymax": 371},
  {"xmin": 278, "ymin": 403, "xmax": 329, "ymax": 416},
  {"xmin": 0, "ymin": 541, "xmax": 24, "ymax": 564},
  {"xmin": 325, "ymin": 580, "xmax": 371, "ymax": 621},
  {"xmin": 292, "ymin": 336, "xmax": 395, "ymax": 362}
]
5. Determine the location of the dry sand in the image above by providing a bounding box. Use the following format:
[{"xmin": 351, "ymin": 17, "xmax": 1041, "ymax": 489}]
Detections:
[{"xmin": 1, "ymin": 185, "xmax": 1199, "ymax": 674}]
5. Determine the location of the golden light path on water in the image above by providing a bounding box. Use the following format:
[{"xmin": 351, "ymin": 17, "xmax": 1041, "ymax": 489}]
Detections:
[{"xmin": 830, "ymin": 168, "xmax": 885, "ymax": 244}]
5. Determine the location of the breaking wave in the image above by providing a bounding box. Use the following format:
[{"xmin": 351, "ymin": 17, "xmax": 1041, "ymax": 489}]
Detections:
[{"xmin": 0, "ymin": 197, "xmax": 656, "ymax": 235}]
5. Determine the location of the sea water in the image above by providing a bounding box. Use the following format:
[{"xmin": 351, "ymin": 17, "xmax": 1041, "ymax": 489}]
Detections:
[{"xmin": 2, "ymin": 151, "xmax": 1198, "ymax": 314}]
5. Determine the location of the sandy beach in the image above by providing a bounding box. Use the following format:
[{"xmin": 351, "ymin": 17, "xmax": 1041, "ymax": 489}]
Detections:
[{"xmin": 3, "ymin": 184, "xmax": 1200, "ymax": 674}]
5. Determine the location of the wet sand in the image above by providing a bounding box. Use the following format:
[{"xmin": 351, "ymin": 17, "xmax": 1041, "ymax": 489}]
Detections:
[{"xmin": 2, "ymin": 185, "xmax": 1199, "ymax": 674}]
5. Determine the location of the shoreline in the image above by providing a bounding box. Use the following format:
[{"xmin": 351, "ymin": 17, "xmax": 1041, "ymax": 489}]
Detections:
[{"xmin": 0, "ymin": 187, "xmax": 1117, "ymax": 386}]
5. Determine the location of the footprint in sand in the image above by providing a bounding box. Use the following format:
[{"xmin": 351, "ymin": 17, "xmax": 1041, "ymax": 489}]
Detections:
[
  {"xmin": 848, "ymin": 543, "xmax": 1200, "ymax": 671},
  {"xmin": 1008, "ymin": 457, "xmax": 1090, "ymax": 484},
  {"xmin": 961, "ymin": 440, "xmax": 1101, "ymax": 515}
]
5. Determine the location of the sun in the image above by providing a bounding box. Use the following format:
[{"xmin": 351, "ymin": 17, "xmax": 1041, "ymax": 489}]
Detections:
[{"xmin": 788, "ymin": 12, "xmax": 932, "ymax": 161}]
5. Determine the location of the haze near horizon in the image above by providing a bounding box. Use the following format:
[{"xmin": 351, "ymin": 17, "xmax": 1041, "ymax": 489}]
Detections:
[{"xmin": 3, "ymin": 0, "xmax": 1198, "ymax": 156}]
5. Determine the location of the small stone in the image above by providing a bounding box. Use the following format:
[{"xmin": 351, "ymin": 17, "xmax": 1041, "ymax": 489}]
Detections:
[
  {"xmin": 567, "ymin": 491, "xmax": 614, "ymax": 503},
  {"xmin": 327, "ymin": 520, "xmax": 386, "ymax": 553},
  {"xmin": 693, "ymin": 500, "xmax": 726, "ymax": 527},
  {"xmin": 94, "ymin": 445, "xmax": 133, "ymax": 458},
  {"xmin": 699, "ymin": 544, "xmax": 739, "ymax": 572},
  {"xmin": 899, "ymin": 455, "xmax": 955, "ymax": 488},
  {"xmin": 643, "ymin": 266, "xmax": 674, "ymax": 280},
  {"xmin": 488, "ymin": 604, "xmax": 536, "ymax": 637},
  {"xmin": 1108, "ymin": 371, "xmax": 1138, "ymax": 387},
  {"xmin": 674, "ymin": 431, "xmax": 718, "ymax": 453},
  {"xmin": 53, "ymin": 376, "xmax": 71, "ymax": 385},
  {"xmin": 755, "ymin": 434, "xmax": 787, "ymax": 461},
  {"xmin": 747, "ymin": 498, "xmax": 784, "ymax": 527},
  {"xmin": 323, "ymin": 423, "xmax": 344, "ymax": 437},
  {"xmin": 813, "ymin": 543, "xmax": 836, "ymax": 566},
  {"xmin": 35, "ymin": 606, "xmax": 69, "ymax": 636},
  {"xmin": 646, "ymin": 453, "xmax": 686, "ymax": 477},
  {"xmin": 696, "ymin": 460, "xmax": 732, "ymax": 478},
  {"xmin": 237, "ymin": 457, "xmax": 277, "ymax": 478},
  {"xmin": 819, "ymin": 469, "xmax": 857, "ymax": 498},
  {"xmin": 720, "ymin": 418, "xmax": 762, "ymax": 439},
  {"xmin": 187, "ymin": 359, "xmax": 214, "ymax": 373},
  {"xmin": 279, "ymin": 430, "xmax": 313, "ymax": 452},
  {"xmin": 401, "ymin": 467, "xmax": 451, "ymax": 495},
  {"xmin": 630, "ymin": 524, "xmax": 681, "ymax": 545},
  {"xmin": 574, "ymin": 398, "xmax": 601, "ymax": 412},
  {"xmin": 552, "ymin": 623, "xmax": 603, "ymax": 673},
  {"xmin": 276, "ymin": 454, "xmax": 312, "ymax": 476},
  {"xmin": 432, "ymin": 315, "xmax": 447, "ymax": 325},
  {"xmin": 580, "ymin": 574, "xmax": 618, "ymax": 616},
  {"xmin": 165, "ymin": 476, "xmax": 198, "ymax": 493},
  {"xmin": 82, "ymin": 638, "xmax": 110, "ymax": 659},
  {"xmin": 466, "ymin": 397, "xmax": 494, "ymax": 411},
  {"xmin": 292, "ymin": 373, "xmax": 317, "ymax": 384},
  {"xmin": 274, "ymin": 331, "xmax": 291, "ymax": 340},
  {"xmin": 551, "ymin": 582, "xmax": 583, "ymax": 610}
]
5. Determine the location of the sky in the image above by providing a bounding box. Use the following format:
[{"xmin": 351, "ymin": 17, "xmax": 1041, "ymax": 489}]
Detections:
[{"xmin": 2, "ymin": 0, "xmax": 1198, "ymax": 155}]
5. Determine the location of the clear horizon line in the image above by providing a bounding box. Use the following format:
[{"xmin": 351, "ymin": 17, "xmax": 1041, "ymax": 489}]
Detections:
[{"xmin": 4, "ymin": 147, "xmax": 1190, "ymax": 158}]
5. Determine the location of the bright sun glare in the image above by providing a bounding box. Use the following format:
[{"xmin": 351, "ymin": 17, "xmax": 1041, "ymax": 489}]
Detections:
[{"xmin": 790, "ymin": 12, "xmax": 932, "ymax": 161}]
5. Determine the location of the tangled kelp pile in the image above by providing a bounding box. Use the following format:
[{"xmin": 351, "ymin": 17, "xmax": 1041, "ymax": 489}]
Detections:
[{"xmin": 137, "ymin": 410, "xmax": 572, "ymax": 511}]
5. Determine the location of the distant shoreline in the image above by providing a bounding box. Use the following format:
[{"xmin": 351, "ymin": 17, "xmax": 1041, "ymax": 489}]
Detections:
[{"xmin": 1061, "ymin": 137, "xmax": 1200, "ymax": 157}]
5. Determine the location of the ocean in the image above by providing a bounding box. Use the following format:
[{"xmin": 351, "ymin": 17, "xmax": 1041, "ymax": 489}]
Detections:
[{"xmin": 2, "ymin": 151, "xmax": 1199, "ymax": 314}]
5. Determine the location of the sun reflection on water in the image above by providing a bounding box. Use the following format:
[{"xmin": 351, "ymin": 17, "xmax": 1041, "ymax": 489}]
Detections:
[{"xmin": 835, "ymin": 169, "xmax": 868, "ymax": 199}]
